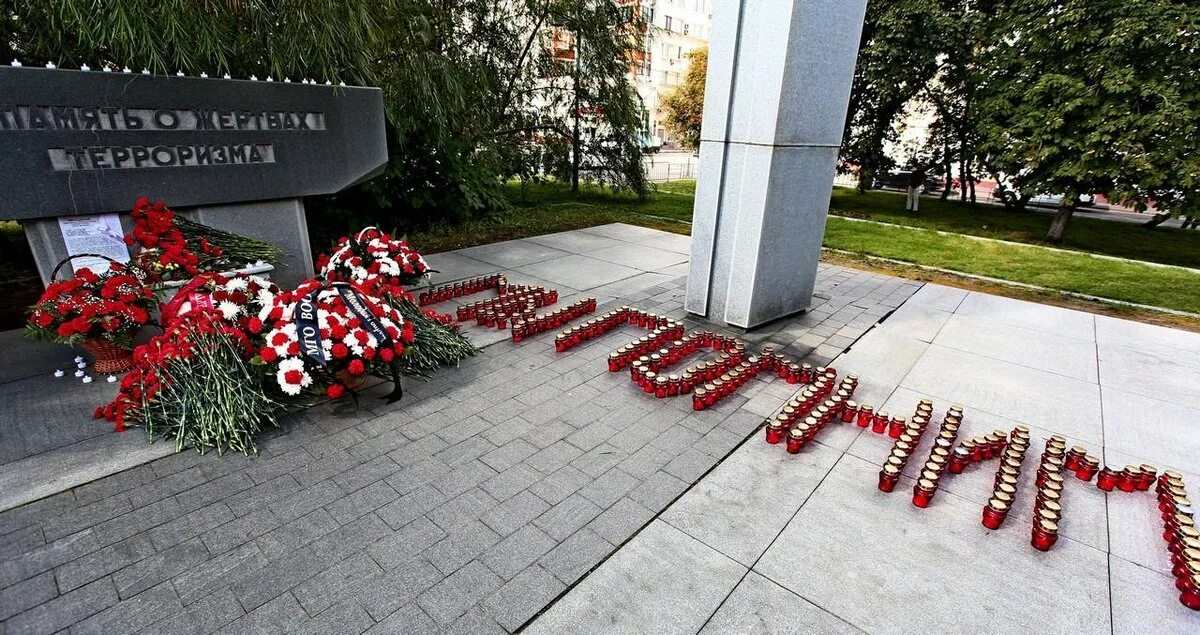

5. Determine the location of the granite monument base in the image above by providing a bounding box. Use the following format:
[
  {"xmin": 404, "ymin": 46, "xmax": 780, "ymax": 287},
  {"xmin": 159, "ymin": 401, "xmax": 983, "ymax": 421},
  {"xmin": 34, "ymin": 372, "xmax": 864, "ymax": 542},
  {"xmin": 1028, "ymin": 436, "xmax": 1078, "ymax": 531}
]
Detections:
[{"xmin": 23, "ymin": 197, "xmax": 314, "ymax": 289}]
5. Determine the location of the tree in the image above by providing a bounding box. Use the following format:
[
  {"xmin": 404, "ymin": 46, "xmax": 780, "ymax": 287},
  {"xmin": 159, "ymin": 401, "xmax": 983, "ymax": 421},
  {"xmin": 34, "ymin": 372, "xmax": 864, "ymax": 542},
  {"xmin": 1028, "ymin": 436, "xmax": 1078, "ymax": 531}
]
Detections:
[
  {"xmin": 842, "ymin": 0, "xmax": 948, "ymax": 192},
  {"xmin": 661, "ymin": 47, "xmax": 707, "ymax": 151},
  {"xmin": 977, "ymin": 0, "xmax": 1200, "ymax": 241}
]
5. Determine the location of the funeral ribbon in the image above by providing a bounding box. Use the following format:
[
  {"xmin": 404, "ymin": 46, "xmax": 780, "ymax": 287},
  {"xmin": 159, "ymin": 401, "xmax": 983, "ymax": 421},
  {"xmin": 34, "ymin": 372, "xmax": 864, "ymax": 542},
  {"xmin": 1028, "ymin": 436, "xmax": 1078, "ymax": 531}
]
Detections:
[{"xmin": 294, "ymin": 281, "xmax": 404, "ymax": 403}]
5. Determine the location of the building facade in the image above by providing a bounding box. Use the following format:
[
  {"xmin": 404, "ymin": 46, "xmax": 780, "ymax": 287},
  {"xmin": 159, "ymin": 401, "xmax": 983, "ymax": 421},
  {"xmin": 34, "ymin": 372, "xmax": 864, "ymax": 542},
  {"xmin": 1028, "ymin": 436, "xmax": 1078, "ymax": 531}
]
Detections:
[{"xmin": 632, "ymin": 0, "xmax": 712, "ymax": 145}]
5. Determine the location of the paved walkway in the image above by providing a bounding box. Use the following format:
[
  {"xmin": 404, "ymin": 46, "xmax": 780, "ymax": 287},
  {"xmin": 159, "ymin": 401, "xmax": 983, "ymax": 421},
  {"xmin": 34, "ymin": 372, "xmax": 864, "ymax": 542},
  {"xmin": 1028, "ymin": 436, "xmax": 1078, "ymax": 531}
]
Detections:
[
  {"xmin": 0, "ymin": 224, "xmax": 920, "ymax": 633},
  {"xmin": 529, "ymin": 282, "xmax": 1200, "ymax": 634}
]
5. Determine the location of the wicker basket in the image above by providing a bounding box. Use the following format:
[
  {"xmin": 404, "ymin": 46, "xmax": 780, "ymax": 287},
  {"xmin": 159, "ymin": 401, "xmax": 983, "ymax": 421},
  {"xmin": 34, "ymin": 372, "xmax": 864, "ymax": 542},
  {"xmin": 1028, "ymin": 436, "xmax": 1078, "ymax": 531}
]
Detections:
[{"xmin": 78, "ymin": 338, "xmax": 135, "ymax": 374}]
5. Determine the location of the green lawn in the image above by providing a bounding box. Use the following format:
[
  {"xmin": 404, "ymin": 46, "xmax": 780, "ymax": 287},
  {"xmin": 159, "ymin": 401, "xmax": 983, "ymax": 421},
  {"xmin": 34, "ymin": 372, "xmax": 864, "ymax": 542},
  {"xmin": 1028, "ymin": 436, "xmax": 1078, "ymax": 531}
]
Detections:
[
  {"xmin": 412, "ymin": 179, "xmax": 1200, "ymax": 316},
  {"xmin": 822, "ymin": 217, "xmax": 1200, "ymax": 314},
  {"xmin": 409, "ymin": 181, "xmax": 691, "ymax": 253},
  {"xmin": 830, "ymin": 187, "xmax": 1200, "ymax": 269}
]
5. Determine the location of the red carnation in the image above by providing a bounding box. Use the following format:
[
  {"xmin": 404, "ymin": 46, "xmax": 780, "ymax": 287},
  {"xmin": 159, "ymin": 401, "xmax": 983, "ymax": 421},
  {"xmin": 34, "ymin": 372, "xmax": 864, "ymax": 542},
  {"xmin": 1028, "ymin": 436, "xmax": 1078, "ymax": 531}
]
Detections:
[
  {"xmin": 347, "ymin": 359, "xmax": 365, "ymax": 375},
  {"xmin": 326, "ymin": 383, "xmax": 345, "ymax": 399}
]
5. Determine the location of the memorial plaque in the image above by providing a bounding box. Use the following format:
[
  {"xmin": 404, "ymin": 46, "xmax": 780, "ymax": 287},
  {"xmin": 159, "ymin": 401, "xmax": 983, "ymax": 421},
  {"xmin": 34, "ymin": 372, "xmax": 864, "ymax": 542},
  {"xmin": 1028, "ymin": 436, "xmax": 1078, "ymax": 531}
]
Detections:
[{"xmin": 0, "ymin": 66, "xmax": 387, "ymax": 219}]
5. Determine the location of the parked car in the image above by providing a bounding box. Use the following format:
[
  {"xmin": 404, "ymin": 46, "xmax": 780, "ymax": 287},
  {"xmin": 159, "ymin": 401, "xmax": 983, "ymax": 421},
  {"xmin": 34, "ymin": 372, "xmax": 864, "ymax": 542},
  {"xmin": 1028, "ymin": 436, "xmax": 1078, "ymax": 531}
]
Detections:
[
  {"xmin": 641, "ymin": 134, "xmax": 662, "ymax": 154},
  {"xmin": 872, "ymin": 170, "xmax": 937, "ymax": 193},
  {"xmin": 1027, "ymin": 193, "xmax": 1097, "ymax": 208}
]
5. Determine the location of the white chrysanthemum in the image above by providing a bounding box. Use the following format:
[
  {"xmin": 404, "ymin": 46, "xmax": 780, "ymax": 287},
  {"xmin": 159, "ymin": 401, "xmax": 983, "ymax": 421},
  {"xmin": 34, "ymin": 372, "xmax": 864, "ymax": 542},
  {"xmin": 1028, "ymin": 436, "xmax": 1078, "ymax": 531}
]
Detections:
[
  {"xmin": 224, "ymin": 277, "xmax": 249, "ymax": 291},
  {"xmin": 217, "ymin": 300, "xmax": 241, "ymax": 320}
]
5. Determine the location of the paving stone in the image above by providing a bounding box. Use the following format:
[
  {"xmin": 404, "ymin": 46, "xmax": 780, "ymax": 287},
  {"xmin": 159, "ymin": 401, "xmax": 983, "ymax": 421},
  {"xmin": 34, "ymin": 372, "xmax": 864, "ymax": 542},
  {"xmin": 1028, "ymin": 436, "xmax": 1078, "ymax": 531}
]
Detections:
[
  {"xmin": 41, "ymin": 494, "xmax": 133, "ymax": 542},
  {"xmin": 480, "ymin": 490, "xmax": 550, "ymax": 537},
  {"xmin": 148, "ymin": 501, "xmax": 236, "ymax": 550},
  {"xmin": 72, "ymin": 580, "xmax": 183, "ymax": 635},
  {"xmin": 537, "ymin": 528, "xmax": 614, "ymax": 585},
  {"xmin": 627, "ymin": 470, "xmax": 690, "ymax": 512},
  {"xmin": 385, "ymin": 458, "xmax": 451, "ymax": 495},
  {"xmin": 0, "ymin": 526, "xmax": 99, "ymax": 588},
  {"xmin": 482, "ymin": 564, "xmax": 566, "ymax": 632},
  {"xmin": 113, "ymin": 537, "xmax": 210, "ymax": 599},
  {"xmin": 368, "ymin": 516, "xmax": 446, "ymax": 571},
  {"xmin": 0, "ymin": 570, "xmax": 56, "ymax": 621},
  {"xmin": 429, "ymin": 487, "xmax": 500, "ymax": 532},
  {"xmin": 256, "ymin": 508, "xmax": 340, "ymax": 559},
  {"xmin": 525, "ymin": 440, "xmax": 584, "ymax": 473},
  {"xmin": 292, "ymin": 551, "xmax": 383, "ymax": 615},
  {"xmin": 424, "ymin": 521, "xmax": 503, "ymax": 575},
  {"xmin": 526, "ymin": 521, "xmax": 745, "ymax": 635},
  {"xmin": 213, "ymin": 587, "xmax": 308, "ymax": 634},
  {"xmin": 377, "ymin": 484, "xmax": 448, "ymax": 530},
  {"xmin": 54, "ymin": 534, "xmax": 156, "ymax": 593},
  {"xmin": 585, "ymin": 497, "xmax": 656, "ymax": 545},
  {"xmin": 479, "ymin": 463, "xmax": 541, "ymax": 502},
  {"xmin": 364, "ymin": 602, "xmax": 439, "ymax": 634},
  {"xmin": 175, "ymin": 541, "xmax": 266, "ymax": 606},
  {"xmin": 139, "ymin": 588, "xmax": 244, "ymax": 635},
  {"xmin": 528, "ymin": 465, "xmax": 591, "ymax": 505},
  {"xmin": 445, "ymin": 605, "xmax": 507, "ymax": 635},
  {"xmin": 202, "ymin": 508, "xmax": 281, "ymax": 555},
  {"xmin": 417, "ymin": 560, "xmax": 504, "ymax": 626},
  {"xmin": 533, "ymin": 493, "xmax": 604, "ymax": 541},
  {"xmin": 480, "ymin": 524, "xmax": 558, "ymax": 581},
  {"xmin": 357, "ymin": 557, "xmax": 444, "ymax": 622},
  {"xmin": 293, "ymin": 597, "xmax": 375, "ymax": 635},
  {"xmin": 433, "ymin": 461, "xmax": 500, "ymax": 498},
  {"xmin": 662, "ymin": 447, "xmax": 716, "ymax": 482},
  {"xmin": 4, "ymin": 576, "xmax": 117, "ymax": 635},
  {"xmin": 579, "ymin": 468, "xmax": 640, "ymax": 509},
  {"xmin": 325, "ymin": 480, "xmax": 401, "ymax": 525},
  {"xmin": 480, "ymin": 439, "xmax": 539, "ymax": 472}
]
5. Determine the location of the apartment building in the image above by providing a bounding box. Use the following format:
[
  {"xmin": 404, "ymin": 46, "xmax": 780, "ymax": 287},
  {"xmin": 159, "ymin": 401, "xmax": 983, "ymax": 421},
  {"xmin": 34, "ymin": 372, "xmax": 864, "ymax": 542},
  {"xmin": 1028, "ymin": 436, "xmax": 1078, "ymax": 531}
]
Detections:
[{"xmin": 631, "ymin": 0, "xmax": 712, "ymax": 144}]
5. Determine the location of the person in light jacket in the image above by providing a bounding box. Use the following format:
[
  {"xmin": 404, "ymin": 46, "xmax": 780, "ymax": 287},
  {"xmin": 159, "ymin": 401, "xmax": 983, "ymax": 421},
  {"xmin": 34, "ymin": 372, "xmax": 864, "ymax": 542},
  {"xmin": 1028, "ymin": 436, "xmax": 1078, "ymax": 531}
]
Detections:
[{"xmin": 905, "ymin": 167, "xmax": 926, "ymax": 212}]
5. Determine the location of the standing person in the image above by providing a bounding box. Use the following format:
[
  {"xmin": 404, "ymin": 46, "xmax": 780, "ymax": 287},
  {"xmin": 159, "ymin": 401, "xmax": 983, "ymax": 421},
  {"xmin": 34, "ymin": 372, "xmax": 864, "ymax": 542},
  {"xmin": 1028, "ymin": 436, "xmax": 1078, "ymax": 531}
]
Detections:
[{"xmin": 905, "ymin": 166, "xmax": 926, "ymax": 212}]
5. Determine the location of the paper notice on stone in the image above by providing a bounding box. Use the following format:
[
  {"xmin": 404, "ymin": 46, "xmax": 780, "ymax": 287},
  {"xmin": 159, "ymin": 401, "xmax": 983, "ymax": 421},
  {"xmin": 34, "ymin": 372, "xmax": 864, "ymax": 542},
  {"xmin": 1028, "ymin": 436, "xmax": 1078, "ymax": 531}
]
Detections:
[{"xmin": 57, "ymin": 214, "xmax": 130, "ymax": 274}]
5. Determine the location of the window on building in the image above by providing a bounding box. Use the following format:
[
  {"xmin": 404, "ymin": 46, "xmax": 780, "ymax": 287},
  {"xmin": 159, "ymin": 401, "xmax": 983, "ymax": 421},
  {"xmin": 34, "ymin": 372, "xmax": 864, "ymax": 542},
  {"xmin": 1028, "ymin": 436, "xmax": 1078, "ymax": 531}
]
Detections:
[
  {"xmin": 683, "ymin": 23, "xmax": 689, "ymax": 36},
  {"xmin": 664, "ymin": 15, "xmax": 673, "ymax": 31}
]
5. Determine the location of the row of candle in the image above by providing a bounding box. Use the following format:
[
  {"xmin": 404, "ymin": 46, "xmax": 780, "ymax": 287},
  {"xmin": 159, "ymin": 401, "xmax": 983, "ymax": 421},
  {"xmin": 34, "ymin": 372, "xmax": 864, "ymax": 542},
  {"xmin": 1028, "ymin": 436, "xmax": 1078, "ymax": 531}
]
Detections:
[
  {"xmin": 875, "ymin": 401, "xmax": 936, "ymax": 492},
  {"xmin": 692, "ymin": 356, "xmax": 771, "ymax": 410},
  {"xmin": 517, "ymin": 298, "xmax": 597, "ymax": 344},
  {"xmin": 457, "ymin": 285, "xmax": 558, "ymax": 323},
  {"xmin": 980, "ymin": 428, "xmax": 1032, "ymax": 529},
  {"xmin": 1027, "ymin": 437, "xmax": 1071, "ymax": 549},
  {"xmin": 631, "ymin": 348, "xmax": 742, "ymax": 398},
  {"xmin": 417, "ymin": 274, "xmax": 506, "ymax": 306},
  {"xmin": 556, "ymin": 307, "xmax": 683, "ymax": 355},
  {"xmin": 780, "ymin": 377, "xmax": 859, "ymax": 453},
  {"xmin": 1096, "ymin": 463, "xmax": 1159, "ymax": 492},
  {"xmin": 1157, "ymin": 472, "xmax": 1200, "ymax": 609},
  {"xmin": 608, "ymin": 325, "xmax": 689, "ymax": 371},
  {"xmin": 911, "ymin": 406, "xmax": 965, "ymax": 507},
  {"xmin": 949, "ymin": 431, "xmax": 1012, "ymax": 473},
  {"xmin": 628, "ymin": 332, "xmax": 743, "ymax": 374}
]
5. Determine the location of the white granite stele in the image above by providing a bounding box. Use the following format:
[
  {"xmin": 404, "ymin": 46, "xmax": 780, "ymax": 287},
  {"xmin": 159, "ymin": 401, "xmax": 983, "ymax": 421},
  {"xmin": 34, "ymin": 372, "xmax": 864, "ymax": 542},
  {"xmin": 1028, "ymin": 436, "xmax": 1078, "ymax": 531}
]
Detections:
[{"xmin": 685, "ymin": 0, "xmax": 869, "ymax": 329}]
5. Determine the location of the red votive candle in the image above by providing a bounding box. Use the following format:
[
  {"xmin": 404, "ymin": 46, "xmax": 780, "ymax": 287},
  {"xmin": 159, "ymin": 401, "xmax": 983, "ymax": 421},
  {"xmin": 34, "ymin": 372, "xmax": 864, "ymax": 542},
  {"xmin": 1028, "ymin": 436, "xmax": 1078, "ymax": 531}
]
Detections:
[
  {"xmin": 1096, "ymin": 467, "xmax": 1120, "ymax": 491},
  {"xmin": 692, "ymin": 389, "xmax": 707, "ymax": 411},
  {"xmin": 785, "ymin": 427, "xmax": 805, "ymax": 454},
  {"xmin": 1136, "ymin": 464, "xmax": 1157, "ymax": 491},
  {"xmin": 982, "ymin": 498, "xmax": 1009, "ymax": 529},
  {"xmin": 1118, "ymin": 466, "xmax": 1140, "ymax": 492},
  {"xmin": 1031, "ymin": 519, "xmax": 1059, "ymax": 551},
  {"xmin": 1179, "ymin": 574, "xmax": 1200, "ymax": 610},
  {"xmin": 766, "ymin": 419, "xmax": 785, "ymax": 444},
  {"xmin": 856, "ymin": 405, "xmax": 873, "ymax": 428},
  {"xmin": 878, "ymin": 464, "xmax": 901, "ymax": 492},
  {"xmin": 841, "ymin": 401, "xmax": 858, "ymax": 423},
  {"xmin": 871, "ymin": 411, "xmax": 889, "ymax": 435},
  {"xmin": 1075, "ymin": 456, "xmax": 1099, "ymax": 481},
  {"xmin": 912, "ymin": 478, "xmax": 937, "ymax": 508},
  {"xmin": 888, "ymin": 416, "xmax": 907, "ymax": 439}
]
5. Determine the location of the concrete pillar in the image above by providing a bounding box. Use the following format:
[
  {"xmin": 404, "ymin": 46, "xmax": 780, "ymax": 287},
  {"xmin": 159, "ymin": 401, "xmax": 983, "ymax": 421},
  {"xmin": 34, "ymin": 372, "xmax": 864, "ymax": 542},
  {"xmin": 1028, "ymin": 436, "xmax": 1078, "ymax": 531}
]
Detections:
[{"xmin": 686, "ymin": 0, "xmax": 868, "ymax": 329}]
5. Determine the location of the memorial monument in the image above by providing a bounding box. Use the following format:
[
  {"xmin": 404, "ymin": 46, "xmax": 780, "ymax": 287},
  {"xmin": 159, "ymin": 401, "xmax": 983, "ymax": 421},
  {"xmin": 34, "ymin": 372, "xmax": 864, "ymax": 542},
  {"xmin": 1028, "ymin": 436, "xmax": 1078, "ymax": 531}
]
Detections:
[
  {"xmin": 686, "ymin": 0, "xmax": 868, "ymax": 329},
  {"xmin": 0, "ymin": 65, "xmax": 387, "ymax": 287}
]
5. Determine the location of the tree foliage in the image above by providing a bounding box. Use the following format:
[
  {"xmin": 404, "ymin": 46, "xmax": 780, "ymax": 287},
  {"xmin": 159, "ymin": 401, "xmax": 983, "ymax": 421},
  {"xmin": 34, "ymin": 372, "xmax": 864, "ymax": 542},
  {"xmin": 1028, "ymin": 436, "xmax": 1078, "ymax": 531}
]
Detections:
[
  {"xmin": 845, "ymin": 0, "xmax": 1199, "ymax": 240},
  {"xmin": 976, "ymin": 0, "xmax": 1200, "ymax": 239},
  {"xmin": 661, "ymin": 46, "xmax": 707, "ymax": 150}
]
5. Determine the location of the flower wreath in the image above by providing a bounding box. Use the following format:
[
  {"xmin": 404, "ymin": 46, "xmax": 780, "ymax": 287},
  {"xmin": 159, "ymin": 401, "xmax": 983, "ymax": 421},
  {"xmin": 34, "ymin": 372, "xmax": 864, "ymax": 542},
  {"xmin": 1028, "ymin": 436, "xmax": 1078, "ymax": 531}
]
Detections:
[
  {"xmin": 317, "ymin": 227, "xmax": 431, "ymax": 297},
  {"xmin": 258, "ymin": 279, "xmax": 415, "ymax": 400},
  {"xmin": 161, "ymin": 272, "xmax": 280, "ymax": 338}
]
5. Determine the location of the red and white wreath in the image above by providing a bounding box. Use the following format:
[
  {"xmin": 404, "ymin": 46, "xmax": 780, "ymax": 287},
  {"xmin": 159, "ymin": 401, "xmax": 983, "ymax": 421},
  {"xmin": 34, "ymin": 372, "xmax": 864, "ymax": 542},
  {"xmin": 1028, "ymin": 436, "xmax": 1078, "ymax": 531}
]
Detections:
[
  {"xmin": 317, "ymin": 227, "xmax": 430, "ymax": 297},
  {"xmin": 258, "ymin": 279, "xmax": 415, "ymax": 398}
]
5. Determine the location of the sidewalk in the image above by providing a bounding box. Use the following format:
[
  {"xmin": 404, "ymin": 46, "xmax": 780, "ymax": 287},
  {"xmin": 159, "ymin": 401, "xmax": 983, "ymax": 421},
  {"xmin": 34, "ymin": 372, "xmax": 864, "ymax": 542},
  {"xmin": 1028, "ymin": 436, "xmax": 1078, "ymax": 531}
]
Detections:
[{"xmin": 528, "ymin": 282, "xmax": 1200, "ymax": 634}]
